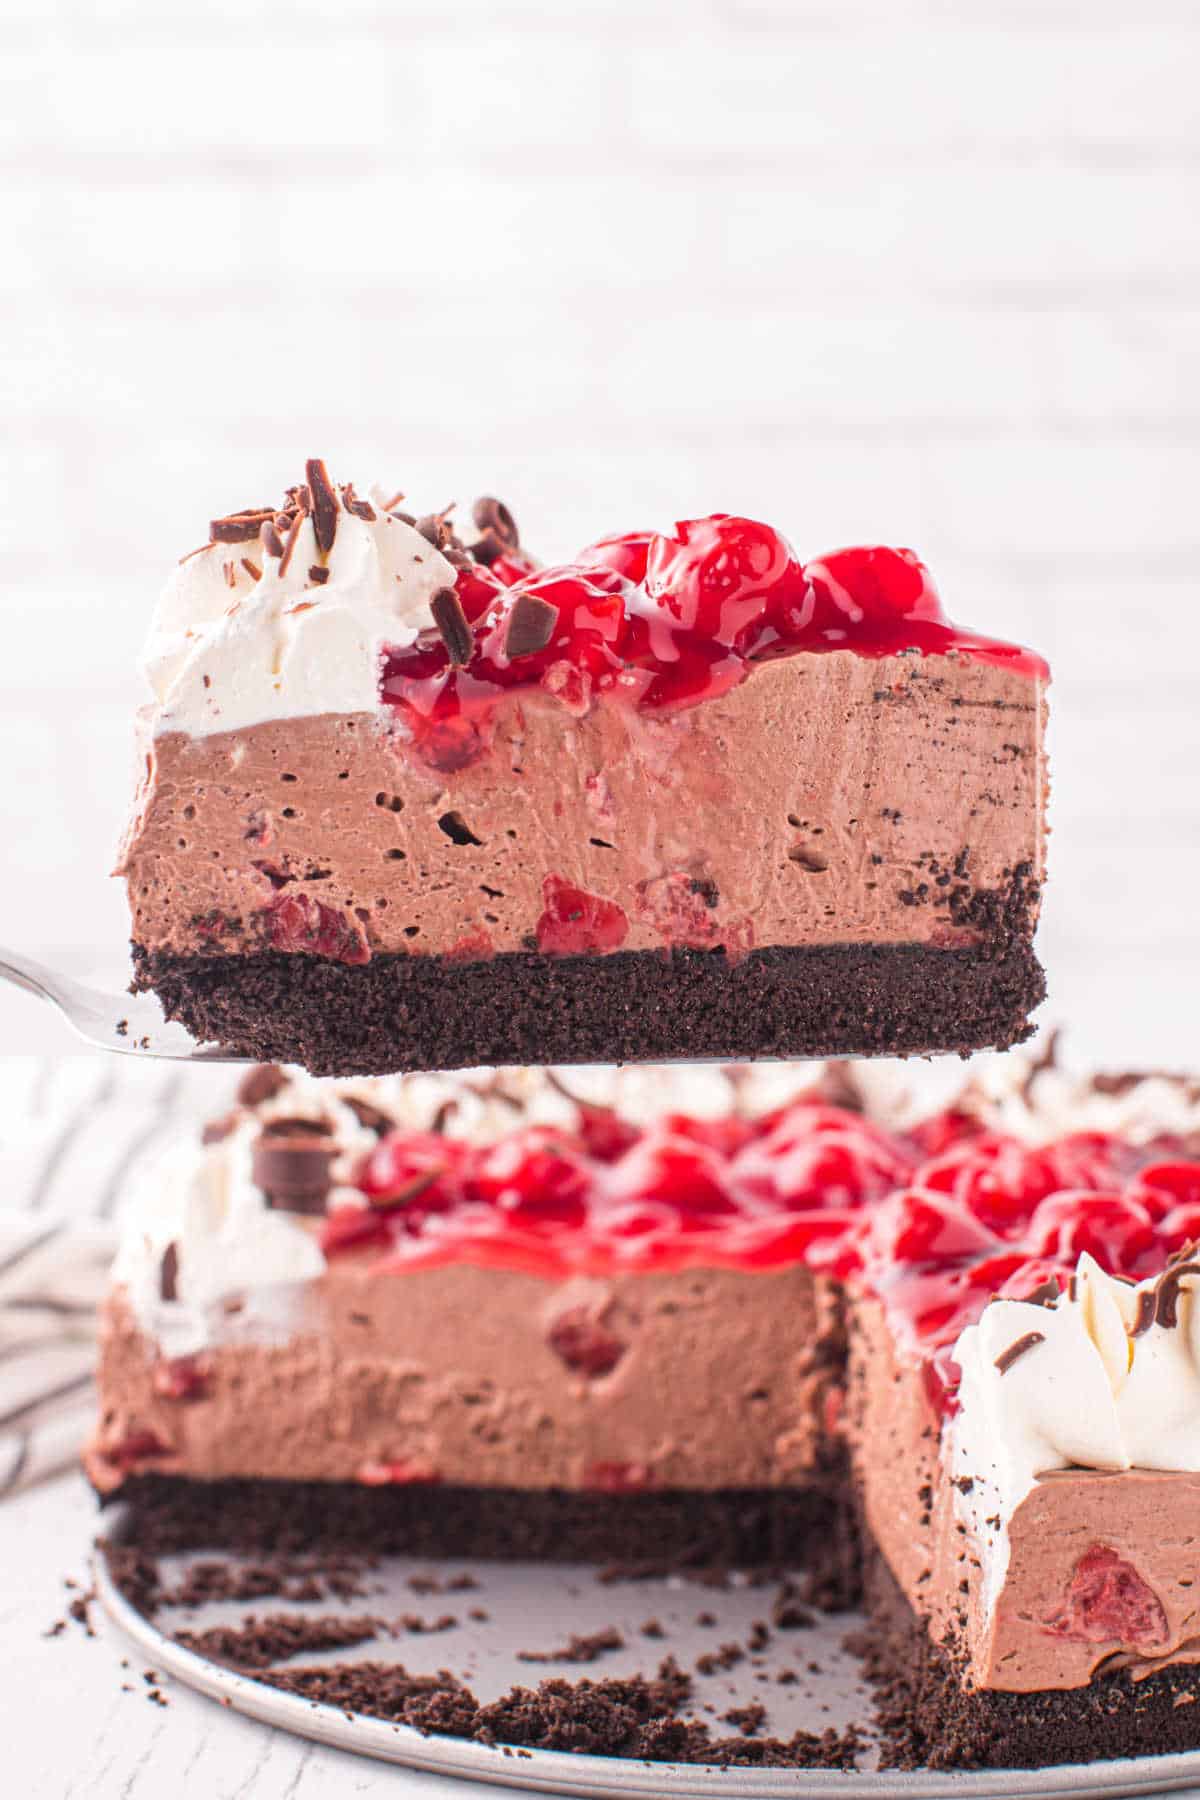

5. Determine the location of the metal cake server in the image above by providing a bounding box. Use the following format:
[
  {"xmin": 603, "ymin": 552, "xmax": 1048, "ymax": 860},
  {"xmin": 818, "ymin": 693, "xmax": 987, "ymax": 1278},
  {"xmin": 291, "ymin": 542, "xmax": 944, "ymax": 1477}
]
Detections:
[{"xmin": 0, "ymin": 948, "xmax": 248, "ymax": 1063}]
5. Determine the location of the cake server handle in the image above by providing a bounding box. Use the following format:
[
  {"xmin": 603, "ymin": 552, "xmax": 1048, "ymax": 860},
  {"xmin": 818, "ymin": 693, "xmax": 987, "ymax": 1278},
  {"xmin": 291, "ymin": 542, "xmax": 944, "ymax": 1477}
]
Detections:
[{"xmin": 0, "ymin": 947, "xmax": 249, "ymax": 1062}]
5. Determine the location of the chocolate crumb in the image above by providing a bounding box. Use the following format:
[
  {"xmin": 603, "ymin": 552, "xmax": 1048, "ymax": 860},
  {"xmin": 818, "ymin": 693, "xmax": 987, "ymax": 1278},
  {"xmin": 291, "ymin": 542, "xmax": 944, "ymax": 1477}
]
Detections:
[
  {"xmin": 308, "ymin": 564, "xmax": 331, "ymax": 585},
  {"xmin": 236, "ymin": 1064, "xmax": 288, "ymax": 1108},
  {"xmin": 518, "ymin": 1627, "xmax": 624, "ymax": 1665}
]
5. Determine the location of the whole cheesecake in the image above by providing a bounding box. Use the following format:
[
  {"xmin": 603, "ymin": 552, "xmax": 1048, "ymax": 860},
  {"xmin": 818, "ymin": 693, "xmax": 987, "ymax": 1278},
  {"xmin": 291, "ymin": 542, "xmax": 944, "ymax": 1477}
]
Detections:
[
  {"xmin": 88, "ymin": 1055, "xmax": 1200, "ymax": 1769},
  {"xmin": 119, "ymin": 462, "xmax": 1049, "ymax": 1075}
]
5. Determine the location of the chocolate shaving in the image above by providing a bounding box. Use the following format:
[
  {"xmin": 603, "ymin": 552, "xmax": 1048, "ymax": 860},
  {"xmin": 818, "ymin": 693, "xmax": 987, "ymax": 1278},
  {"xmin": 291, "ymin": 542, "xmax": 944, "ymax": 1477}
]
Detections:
[
  {"xmin": 994, "ymin": 1330, "xmax": 1045, "ymax": 1374},
  {"xmin": 367, "ymin": 1169, "xmax": 443, "ymax": 1213},
  {"xmin": 277, "ymin": 511, "xmax": 305, "ymax": 578},
  {"xmin": 1131, "ymin": 1288, "xmax": 1158, "ymax": 1337},
  {"xmin": 1155, "ymin": 1261, "xmax": 1200, "ymax": 1330},
  {"xmin": 341, "ymin": 482, "xmax": 376, "ymax": 523},
  {"xmin": 416, "ymin": 508, "xmax": 456, "ymax": 552},
  {"xmin": 430, "ymin": 588, "xmax": 473, "ymax": 667},
  {"xmin": 210, "ymin": 508, "xmax": 274, "ymax": 545},
  {"xmin": 159, "ymin": 1243, "xmax": 179, "ymax": 1303},
  {"xmin": 380, "ymin": 490, "xmax": 406, "ymax": 513},
  {"xmin": 240, "ymin": 558, "xmax": 262, "ymax": 582},
  {"xmin": 471, "ymin": 495, "xmax": 519, "ymax": 549},
  {"xmin": 260, "ymin": 519, "xmax": 285, "ymax": 560},
  {"xmin": 503, "ymin": 593, "xmax": 558, "ymax": 661},
  {"xmin": 308, "ymin": 565, "xmax": 331, "ymax": 585},
  {"xmin": 1023, "ymin": 1279, "xmax": 1061, "ymax": 1307},
  {"xmin": 306, "ymin": 459, "xmax": 339, "ymax": 555}
]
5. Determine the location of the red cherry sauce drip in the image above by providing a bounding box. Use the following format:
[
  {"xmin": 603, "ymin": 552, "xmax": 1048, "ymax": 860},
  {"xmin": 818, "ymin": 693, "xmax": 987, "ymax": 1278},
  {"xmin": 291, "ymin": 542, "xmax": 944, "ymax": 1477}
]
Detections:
[
  {"xmin": 380, "ymin": 518, "xmax": 1047, "ymax": 771},
  {"xmin": 321, "ymin": 1101, "xmax": 1192, "ymax": 1415}
]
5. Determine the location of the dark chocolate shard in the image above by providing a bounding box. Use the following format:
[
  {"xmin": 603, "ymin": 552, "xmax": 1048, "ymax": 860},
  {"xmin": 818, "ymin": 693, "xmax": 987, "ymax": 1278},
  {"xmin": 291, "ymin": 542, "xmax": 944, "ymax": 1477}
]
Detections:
[
  {"xmin": 308, "ymin": 565, "xmax": 331, "ymax": 586},
  {"xmin": 430, "ymin": 587, "xmax": 473, "ymax": 667},
  {"xmin": 416, "ymin": 509, "xmax": 456, "ymax": 552},
  {"xmin": 504, "ymin": 593, "xmax": 558, "ymax": 661},
  {"xmin": 159, "ymin": 1242, "xmax": 179, "ymax": 1303},
  {"xmin": 210, "ymin": 508, "xmax": 274, "ymax": 545},
  {"xmin": 341, "ymin": 482, "xmax": 376, "ymax": 523},
  {"xmin": 994, "ymin": 1329, "xmax": 1045, "ymax": 1374},
  {"xmin": 1023, "ymin": 1279, "xmax": 1061, "ymax": 1308},
  {"xmin": 259, "ymin": 519, "xmax": 285, "ymax": 560},
  {"xmin": 306, "ymin": 458, "xmax": 339, "ymax": 555}
]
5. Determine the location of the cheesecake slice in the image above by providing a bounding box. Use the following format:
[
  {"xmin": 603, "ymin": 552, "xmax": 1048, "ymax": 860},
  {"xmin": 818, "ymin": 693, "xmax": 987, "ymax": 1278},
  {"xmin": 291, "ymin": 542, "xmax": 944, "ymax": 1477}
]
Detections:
[
  {"xmin": 88, "ymin": 1055, "xmax": 1200, "ymax": 1769},
  {"xmin": 119, "ymin": 462, "xmax": 1049, "ymax": 1075}
]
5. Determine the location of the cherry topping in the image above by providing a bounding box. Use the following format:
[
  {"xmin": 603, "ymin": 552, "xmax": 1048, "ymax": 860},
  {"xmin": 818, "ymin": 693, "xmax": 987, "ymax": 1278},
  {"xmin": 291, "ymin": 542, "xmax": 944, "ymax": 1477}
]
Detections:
[
  {"xmin": 1024, "ymin": 1191, "xmax": 1157, "ymax": 1278},
  {"xmin": 535, "ymin": 875, "xmax": 629, "ymax": 955},
  {"xmin": 578, "ymin": 530, "xmax": 655, "ymax": 585},
  {"xmin": 643, "ymin": 514, "xmax": 803, "ymax": 645}
]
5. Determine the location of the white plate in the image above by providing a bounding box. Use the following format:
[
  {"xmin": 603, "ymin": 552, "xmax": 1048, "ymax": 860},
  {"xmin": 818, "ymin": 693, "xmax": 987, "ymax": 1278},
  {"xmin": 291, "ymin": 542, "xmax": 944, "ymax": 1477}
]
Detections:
[{"xmin": 92, "ymin": 1512, "xmax": 1200, "ymax": 1799}]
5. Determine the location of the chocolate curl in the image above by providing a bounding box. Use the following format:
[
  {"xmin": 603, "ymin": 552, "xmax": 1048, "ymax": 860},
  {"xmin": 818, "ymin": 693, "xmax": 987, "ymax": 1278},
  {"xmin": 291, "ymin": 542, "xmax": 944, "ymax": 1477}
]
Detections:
[{"xmin": 252, "ymin": 1117, "xmax": 337, "ymax": 1216}]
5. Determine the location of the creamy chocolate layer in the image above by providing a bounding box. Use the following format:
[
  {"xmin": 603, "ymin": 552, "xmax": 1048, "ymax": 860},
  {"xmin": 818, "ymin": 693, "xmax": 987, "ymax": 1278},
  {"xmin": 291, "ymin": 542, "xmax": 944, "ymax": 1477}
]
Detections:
[
  {"xmin": 86, "ymin": 1263, "xmax": 840, "ymax": 1496},
  {"xmin": 120, "ymin": 648, "xmax": 1046, "ymax": 964}
]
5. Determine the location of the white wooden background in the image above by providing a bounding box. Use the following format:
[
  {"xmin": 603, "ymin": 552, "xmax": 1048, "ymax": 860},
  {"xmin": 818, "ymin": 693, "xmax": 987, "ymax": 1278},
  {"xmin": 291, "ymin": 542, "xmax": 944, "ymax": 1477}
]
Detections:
[{"xmin": 1, "ymin": 5, "xmax": 1199, "ymax": 1790}]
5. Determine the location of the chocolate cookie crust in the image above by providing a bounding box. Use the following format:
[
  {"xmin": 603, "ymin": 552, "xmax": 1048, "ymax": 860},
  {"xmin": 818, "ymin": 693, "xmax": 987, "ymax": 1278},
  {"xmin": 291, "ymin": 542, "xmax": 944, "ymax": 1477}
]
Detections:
[
  {"xmin": 132, "ymin": 932, "xmax": 1045, "ymax": 1077},
  {"xmin": 104, "ymin": 1475, "xmax": 859, "ymax": 1593}
]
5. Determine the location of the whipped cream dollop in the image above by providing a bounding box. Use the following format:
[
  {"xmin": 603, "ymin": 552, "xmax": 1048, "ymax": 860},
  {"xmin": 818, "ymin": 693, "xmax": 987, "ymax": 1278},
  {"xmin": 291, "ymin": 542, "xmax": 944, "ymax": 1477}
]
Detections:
[
  {"xmin": 143, "ymin": 480, "xmax": 456, "ymax": 738},
  {"xmin": 950, "ymin": 1251, "xmax": 1200, "ymax": 1614}
]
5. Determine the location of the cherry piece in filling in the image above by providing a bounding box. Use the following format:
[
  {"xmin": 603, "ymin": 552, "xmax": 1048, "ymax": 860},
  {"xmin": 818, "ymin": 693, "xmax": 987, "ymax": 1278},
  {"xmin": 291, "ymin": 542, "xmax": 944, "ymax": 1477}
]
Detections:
[{"xmin": 535, "ymin": 875, "xmax": 629, "ymax": 955}]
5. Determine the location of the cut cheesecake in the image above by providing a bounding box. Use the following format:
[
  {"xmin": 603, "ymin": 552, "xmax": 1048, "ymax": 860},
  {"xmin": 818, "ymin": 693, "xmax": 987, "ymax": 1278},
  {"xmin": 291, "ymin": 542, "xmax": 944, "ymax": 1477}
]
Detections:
[
  {"xmin": 120, "ymin": 464, "xmax": 1049, "ymax": 1074},
  {"xmin": 87, "ymin": 1055, "xmax": 1200, "ymax": 1769}
]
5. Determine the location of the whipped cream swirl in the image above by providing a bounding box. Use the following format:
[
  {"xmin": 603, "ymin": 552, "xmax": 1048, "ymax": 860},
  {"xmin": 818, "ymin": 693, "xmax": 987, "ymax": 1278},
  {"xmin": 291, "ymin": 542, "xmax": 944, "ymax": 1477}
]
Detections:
[
  {"xmin": 950, "ymin": 1251, "xmax": 1200, "ymax": 1613},
  {"xmin": 143, "ymin": 482, "xmax": 457, "ymax": 738}
]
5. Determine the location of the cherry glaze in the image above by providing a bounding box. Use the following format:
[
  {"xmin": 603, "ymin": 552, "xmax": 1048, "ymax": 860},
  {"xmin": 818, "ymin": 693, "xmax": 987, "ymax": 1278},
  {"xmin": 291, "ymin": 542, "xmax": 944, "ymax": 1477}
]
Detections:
[
  {"xmin": 322, "ymin": 1099, "xmax": 1194, "ymax": 1411},
  {"xmin": 380, "ymin": 516, "xmax": 1047, "ymax": 770}
]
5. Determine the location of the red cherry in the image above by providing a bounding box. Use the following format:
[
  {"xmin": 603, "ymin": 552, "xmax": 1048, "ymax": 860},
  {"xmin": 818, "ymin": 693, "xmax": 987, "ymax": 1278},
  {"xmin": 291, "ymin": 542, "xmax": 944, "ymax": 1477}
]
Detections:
[
  {"xmin": 357, "ymin": 1131, "xmax": 464, "ymax": 1214},
  {"xmin": 803, "ymin": 546, "xmax": 945, "ymax": 638},
  {"xmin": 644, "ymin": 515, "xmax": 801, "ymax": 644},
  {"xmin": 357, "ymin": 1458, "xmax": 440, "ymax": 1486},
  {"xmin": 607, "ymin": 1130, "xmax": 738, "ymax": 1220},
  {"xmin": 477, "ymin": 566, "xmax": 627, "ymax": 689},
  {"xmin": 152, "ymin": 1355, "xmax": 212, "ymax": 1402},
  {"xmin": 993, "ymin": 1258, "xmax": 1070, "ymax": 1303},
  {"xmin": 573, "ymin": 1104, "xmax": 641, "ymax": 1164},
  {"xmin": 1025, "ymin": 1190, "xmax": 1157, "ymax": 1277},
  {"xmin": 577, "ymin": 530, "xmax": 655, "ymax": 585},
  {"xmin": 1045, "ymin": 1545, "xmax": 1168, "ymax": 1648},
  {"xmin": 1156, "ymin": 1203, "xmax": 1200, "ymax": 1257},
  {"xmin": 867, "ymin": 1189, "xmax": 999, "ymax": 1267},
  {"xmin": 547, "ymin": 1307, "xmax": 626, "ymax": 1376},
  {"xmin": 320, "ymin": 1203, "xmax": 391, "ymax": 1257},
  {"xmin": 469, "ymin": 1127, "xmax": 590, "ymax": 1232},
  {"xmin": 535, "ymin": 875, "xmax": 629, "ymax": 955},
  {"xmin": 584, "ymin": 1460, "xmax": 654, "ymax": 1494},
  {"xmin": 266, "ymin": 893, "xmax": 370, "ymax": 965},
  {"xmin": 656, "ymin": 1111, "xmax": 755, "ymax": 1159},
  {"xmin": 1135, "ymin": 1160, "xmax": 1200, "ymax": 1216},
  {"xmin": 489, "ymin": 547, "xmax": 539, "ymax": 587},
  {"xmin": 454, "ymin": 559, "xmax": 507, "ymax": 621}
]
